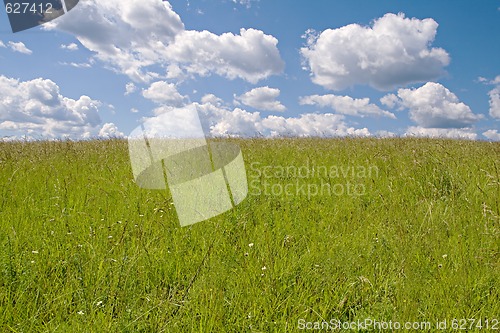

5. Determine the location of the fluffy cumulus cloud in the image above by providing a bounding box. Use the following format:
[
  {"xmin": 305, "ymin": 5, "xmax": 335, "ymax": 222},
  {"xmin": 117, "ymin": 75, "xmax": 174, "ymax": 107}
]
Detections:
[
  {"xmin": 301, "ymin": 13, "xmax": 450, "ymax": 91},
  {"xmin": 201, "ymin": 94, "xmax": 225, "ymax": 106},
  {"xmin": 0, "ymin": 40, "xmax": 5, "ymax": 48},
  {"xmin": 382, "ymin": 82, "xmax": 482, "ymax": 128},
  {"xmin": 99, "ymin": 123, "xmax": 124, "ymax": 138},
  {"xmin": 149, "ymin": 96, "xmax": 370, "ymax": 137},
  {"xmin": 209, "ymin": 107, "xmax": 264, "ymax": 136},
  {"xmin": 405, "ymin": 126, "xmax": 477, "ymax": 140},
  {"xmin": 484, "ymin": 75, "xmax": 500, "ymax": 119},
  {"xmin": 60, "ymin": 43, "xmax": 79, "ymax": 51},
  {"xmin": 300, "ymin": 94, "xmax": 395, "ymax": 118},
  {"xmin": 235, "ymin": 86, "xmax": 286, "ymax": 112},
  {"xmin": 142, "ymin": 81, "xmax": 187, "ymax": 106},
  {"xmin": 8, "ymin": 41, "xmax": 33, "ymax": 54},
  {"xmin": 125, "ymin": 82, "xmax": 137, "ymax": 96},
  {"xmin": 375, "ymin": 130, "xmax": 397, "ymax": 138},
  {"xmin": 482, "ymin": 129, "xmax": 500, "ymax": 141},
  {"xmin": 489, "ymin": 87, "xmax": 500, "ymax": 119},
  {"xmin": 45, "ymin": 0, "xmax": 284, "ymax": 83},
  {"xmin": 163, "ymin": 29, "xmax": 284, "ymax": 83},
  {"xmin": 260, "ymin": 114, "xmax": 370, "ymax": 137},
  {"xmin": 0, "ymin": 75, "xmax": 101, "ymax": 138}
]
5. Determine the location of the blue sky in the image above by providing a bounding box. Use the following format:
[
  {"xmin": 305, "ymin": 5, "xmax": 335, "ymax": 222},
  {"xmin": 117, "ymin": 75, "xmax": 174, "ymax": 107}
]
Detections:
[{"xmin": 0, "ymin": 0, "xmax": 499, "ymax": 140}]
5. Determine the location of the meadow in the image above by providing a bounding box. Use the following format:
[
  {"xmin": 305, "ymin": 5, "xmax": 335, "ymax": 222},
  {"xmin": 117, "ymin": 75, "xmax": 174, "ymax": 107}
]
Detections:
[{"xmin": 0, "ymin": 138, "xmax": 498, "ymax": 332}]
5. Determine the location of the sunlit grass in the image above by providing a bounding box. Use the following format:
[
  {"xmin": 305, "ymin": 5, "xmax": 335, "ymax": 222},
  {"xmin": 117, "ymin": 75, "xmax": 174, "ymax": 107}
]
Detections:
[{"xmin": 0, "ymin": 138, "xmax": 498, "ymax": 332}]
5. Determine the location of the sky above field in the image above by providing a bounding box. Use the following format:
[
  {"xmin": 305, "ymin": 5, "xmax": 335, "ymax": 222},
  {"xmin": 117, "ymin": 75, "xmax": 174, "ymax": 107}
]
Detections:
[{"xmin": 0, "ymin": 0, "xmax": 499, "ymax": 140}]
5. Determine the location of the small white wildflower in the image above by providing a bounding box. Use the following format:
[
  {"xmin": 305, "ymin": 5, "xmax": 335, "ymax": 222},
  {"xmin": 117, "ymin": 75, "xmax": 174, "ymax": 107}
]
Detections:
[
  {"xmin": 31, "ymin": 250, "xmax": 39, "ymax": 254},
  {"xmin": 244, "ymin": 252, "xmax": 249, "ymax": 257},
  {"xmin": 442, "ymin": 254, "xmax": 448, "ymax": 259},
  {"xmin": 108, "ymin": 235, "xmax": 113, "ymax": 239},
  {"xmin": 77, "ymin": 310, "xmax": 84, "ymax": 315},
  {"xmin": 96, "ymin": 301, "xmax": 104, "ymax": 307},
  {"xmin": 283, "ymin": 235, "xmax": 294, "ymax": 246},
  {"xmin": 261, "ymin": 266, "xmax": 266, "ymax": 270},
  {"xmin": 248, "ymin": 243, "xmax": 254, "ymax": 247},
  {"xmin": 30, "ymin": 260, "xmax": 35, "ymax": 264}
]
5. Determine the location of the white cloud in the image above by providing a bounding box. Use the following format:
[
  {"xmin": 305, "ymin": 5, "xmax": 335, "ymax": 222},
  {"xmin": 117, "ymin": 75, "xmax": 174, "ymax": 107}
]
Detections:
[
  {"xmin": 8, "ymin": 41, "xmax": 33, "ymax": 55},
  {"xmin": 44, "ymin": 0, "xmax": 182, "ymax": 82},
  {"xmin": 142, "ymin": 81, "xmax": 187, "ymax": 106},
  {"xmin": 125, "ymin": 82, "xmax": 137, "ymax": 95},
  {"xmin": 489, "ymin": 87, "xmax": 500, "ymax": 119},
  {"xmin": 384, "ymin": 82, "xmax": 482, "ymax": 128},
  {"xmin": 61, "ymin": 43, "xmax": 79, "ymax": 51},
  {"xmin": 210, "ymin": 107, "xmax": 264, "ymax": 136},
  {"xmin": 300, "ymin": 94, "xmax": 395, "ymax": 118},
  {"xmin": 0, "ymin": 40, "xmax": 5, "ymax": 48},
  {"xmin": 151, "ymin": 98, "xmax": 370, "ymax": 137},
  {"xmin": 46, "ymin": 0, "xmax": 284, "ymax": 83},
  {"xmin": 99, "ymin": 123, "xmax": 124, "ymax": 138},
  {"xmin": 483, "ymin": 129, "xmax": 500, "ymax": 141},
  {"xmin": 375, "ymin": 130, "xmax": 397, "ymax": 138},
  {"xmin": 232, "ymin": 0, "xmax": 259, "ymax": 8},
  {"xmin": 59, "ymin": 60, "xmax": 94, "ymax": 68},
  {"xmin": 482, "ymin": 76, "xmax": 500, "ymax": 119},
  {"xmin": 261, "ymin": 113, "xmax": 371, "ymax": 137},
  {"xmin": 477, "ymin": 75, "xmax": 500, "ymax": 119},
  {"xmin": 405, "ymin": 126, "xmax": 477, "ymax": 140},
  {"xmin": 201, "ymin": 94, "xmax": 225, "ymax": 106},
  {"xmin": 235, "ymin": 86, "xmax": 286, "ymax": 112},
  {"xmin": 301, "ymin": 13, "xmax": 450, "ymax": 91},
  {"xmin": 379, "ymin": 93, "xmax": 399, "ymax": 109},
  {"xmin": 130, "ymin": 108, "xmax": 139, "ymax": 113},
  {"xmin": 0, "ymin": 75, "xmax": 101, "ymax": 138},
  {"xmin": 164, "ymin": 28, "xmax": 284, "ymax": 83},
  {"xmin": 479, "ymin": 75, "xmax": 500, "ymax": 85},
  {"xmin": 166, "ymin": 64, "xmax": 184, "ymax": 80}
]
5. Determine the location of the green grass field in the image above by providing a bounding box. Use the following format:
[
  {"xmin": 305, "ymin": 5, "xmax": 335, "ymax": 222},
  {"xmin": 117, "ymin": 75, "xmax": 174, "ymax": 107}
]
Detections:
[{"xmin": 0, "ymin": 138, "xmax": 498, "ymax": 332}]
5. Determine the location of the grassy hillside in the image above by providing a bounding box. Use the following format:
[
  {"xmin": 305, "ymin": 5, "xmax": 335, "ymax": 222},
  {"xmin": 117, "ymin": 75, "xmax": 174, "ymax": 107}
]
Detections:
[{"xmin": 0, "ymin": 138, "xmax": 498, "ymax": 332}]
